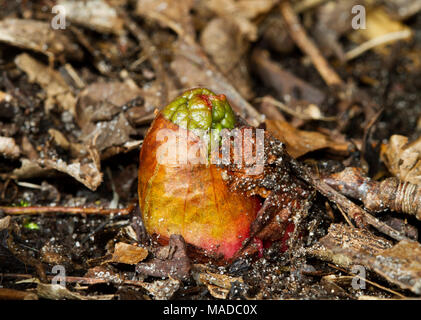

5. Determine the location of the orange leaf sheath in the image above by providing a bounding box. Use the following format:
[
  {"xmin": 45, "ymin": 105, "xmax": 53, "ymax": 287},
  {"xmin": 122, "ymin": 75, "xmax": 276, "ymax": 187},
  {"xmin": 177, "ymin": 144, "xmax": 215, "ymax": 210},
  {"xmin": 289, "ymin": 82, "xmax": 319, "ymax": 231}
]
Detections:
[{"xmin": 138, "ymin": 114, "xmax": 261, "ymax": 261}]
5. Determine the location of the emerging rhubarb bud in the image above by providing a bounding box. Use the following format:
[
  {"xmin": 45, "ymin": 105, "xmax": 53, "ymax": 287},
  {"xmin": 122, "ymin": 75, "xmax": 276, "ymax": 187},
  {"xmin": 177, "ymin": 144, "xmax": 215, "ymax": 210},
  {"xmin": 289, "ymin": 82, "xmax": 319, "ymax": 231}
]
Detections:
[
  {"xmin": 138, "ymin": 88, "xmax": 261, "ymax": 262},
  {"xmin": 161, "ymin": 88, "xmax": 236, "ymax": 132}
]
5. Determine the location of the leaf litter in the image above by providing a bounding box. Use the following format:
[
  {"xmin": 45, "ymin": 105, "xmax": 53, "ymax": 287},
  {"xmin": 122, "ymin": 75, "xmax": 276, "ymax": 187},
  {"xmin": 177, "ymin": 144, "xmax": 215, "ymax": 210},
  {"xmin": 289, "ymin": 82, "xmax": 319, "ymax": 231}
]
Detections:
[{"xmin": 0, "ymin": 0, "xmax": 421, "ymax": 301}]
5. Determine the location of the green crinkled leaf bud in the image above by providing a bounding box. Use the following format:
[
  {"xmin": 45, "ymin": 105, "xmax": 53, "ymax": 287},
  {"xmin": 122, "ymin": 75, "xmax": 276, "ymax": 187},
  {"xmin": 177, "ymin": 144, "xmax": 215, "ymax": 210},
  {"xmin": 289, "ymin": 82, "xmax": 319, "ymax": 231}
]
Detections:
[{"xmin": 162, "ymin": 88, "xmax": 236, "ymax": 132}]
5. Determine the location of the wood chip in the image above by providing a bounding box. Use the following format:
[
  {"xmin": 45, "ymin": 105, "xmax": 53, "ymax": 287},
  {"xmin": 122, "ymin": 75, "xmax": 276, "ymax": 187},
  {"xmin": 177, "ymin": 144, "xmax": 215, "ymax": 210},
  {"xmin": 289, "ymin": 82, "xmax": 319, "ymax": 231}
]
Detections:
[{"xmin": 109, "ymin": 242, "xmax": 148, "ymax": 265}]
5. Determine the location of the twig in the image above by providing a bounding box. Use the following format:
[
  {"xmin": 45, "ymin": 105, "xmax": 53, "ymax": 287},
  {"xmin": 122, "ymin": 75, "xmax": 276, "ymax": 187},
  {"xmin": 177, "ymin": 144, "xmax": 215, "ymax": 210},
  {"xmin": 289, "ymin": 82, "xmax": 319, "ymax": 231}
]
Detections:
[
  {"xmin": 2, "ymin": 273, "xmax": 155, "ymax": 290},
  {"xmin": 323, "ymin": 167, "xmax": 421, "ymax": 221},
  {"xmin": 288, "ymin": 157, "xmax": 410, "ymax": 241},
  {"xmin": 280, "ymin": 1, "xmax": 344, "ymax": 88},
  {"xmin": 0, "ymin": 288, "xmax": 38, "ymax": 300},
  {"xmin": 0, "ymin": 202, "xmax": 135, "ymax": 216},
  {"xmin": 257, "ymin": 96, "xmax": 336, "ymax": 121},
  {"xmin": 336, "ymin": 204, "xmax": 354, "ymax": 228},
  {"xmin": 345, "ymin": 30, "xmax": 412, "ymax": 62}
]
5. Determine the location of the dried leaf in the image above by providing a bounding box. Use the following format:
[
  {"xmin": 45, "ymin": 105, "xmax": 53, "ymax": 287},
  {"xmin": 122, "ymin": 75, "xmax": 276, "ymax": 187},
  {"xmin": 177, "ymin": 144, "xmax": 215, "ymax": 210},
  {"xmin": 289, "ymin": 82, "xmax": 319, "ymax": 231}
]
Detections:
[
  {"xmin": 170, "ymin": 40, "xmax": 262, "ymax": 125},
  {"xmin": 136, "ymin": 235, "xmax": 191, "ymax": 281},
  {"xmin": 313, "ymin": 0, "xmax": 361, "ymax": 59},
  {"xmin": 266, "ymin": 120, "xmax": 350, "ymax": 158},
  {"xmin": 75, "ymin": 81, "xmax": 142, "ymax": 156},
  {"xmin": 200, "ymin": 18, "xmax": 253, "ymax": 99},
  {"xmin": 0, "ymin": 19, "xmax": 82, "ymax": 59},
  {"xmin": 136, "ymin": 0, "xmax": 195, "ymax": 36},
  {"xmin": 15, "ymin": 53, "xmax": 76, "ymax": 115},
  {"xmin": 381, "ymin": 134, "xmax": 421, "ymax": 185},
  {"xmin": 58, "ymin": 0, "xmax": 124, "ymax": 35},
  {"xmin": 109, "ymin": 242, "xmax": 148, "ymax": 265},
  {"xmin": 205, "ymin": 0, "xmax": 278, "ymax": 41},
  {"xmin": 193, "ymin": 264, "xmax": 244, "ymax": 289},
  {"xmin": 8, "ymin": 150, "xmax": 103, "ymax": 191}
]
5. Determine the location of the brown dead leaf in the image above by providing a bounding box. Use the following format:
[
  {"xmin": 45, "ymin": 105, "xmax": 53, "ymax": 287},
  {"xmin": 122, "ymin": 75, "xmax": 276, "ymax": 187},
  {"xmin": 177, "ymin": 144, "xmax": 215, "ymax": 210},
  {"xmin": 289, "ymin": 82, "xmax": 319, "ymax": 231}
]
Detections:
[
  {"xmin": 200, "ymin": 18, "xmax": 253, "ymax": 100},
  {"xmin": 205, "ymin": 0, "xmax": 279, "ymax": 41},
  {"xmin": 0, "ymin": 19, "xmax": 82, "ymax": 60},
  {"xmin": 39, "ymin": 153, "xmax": 102, "ymax": 191},
  {"xmin": 109, "ymin": 242, "xmax": 148, "ymax": 265},
  {"xmin": 136, "ymin": 234, "xmax": 191, "ymax": 281},
  {"xmin": 266, "ymin": 120, "xmax": 350, "ymax": 158},
  {"xmin": 15, "ymin": 53, "xmax": 76, "ymax": 115},
  {"xmin": 136, "ymin": 0, "xmax": 195, "ymax": 37},
  {"xmin": 7, "ymin": 146, "xmax": 103, "ymax": 191},
  {"xmin": 313, "ymin": 0, "xmax": 361, "ymax": 59},
  {"xmin": 381, "ymin": 134, "xmax": 421, "ymax": 185},
  {"xmin": 58, "ymin": 0, "xmax": 124, "ymax": 35}
]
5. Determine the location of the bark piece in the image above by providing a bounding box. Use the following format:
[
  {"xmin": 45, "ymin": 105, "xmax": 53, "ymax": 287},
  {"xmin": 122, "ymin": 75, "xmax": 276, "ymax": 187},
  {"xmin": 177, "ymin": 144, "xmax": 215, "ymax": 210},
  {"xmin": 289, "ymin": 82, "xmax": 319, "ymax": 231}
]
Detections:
[
  {"xmin": 372, "ymin": 240, "xmax": 421, "ymax": 294},
  {"xmin": 323, "ymin": 167, "xmax": 421, "ymax": 220},
  {"xmin": 307, "ymin": 223, "xmax": 393, "ymax": 269},
  {"xmin": 309, "ymin": 223, "xmax": 421, "ymax": 295}
]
